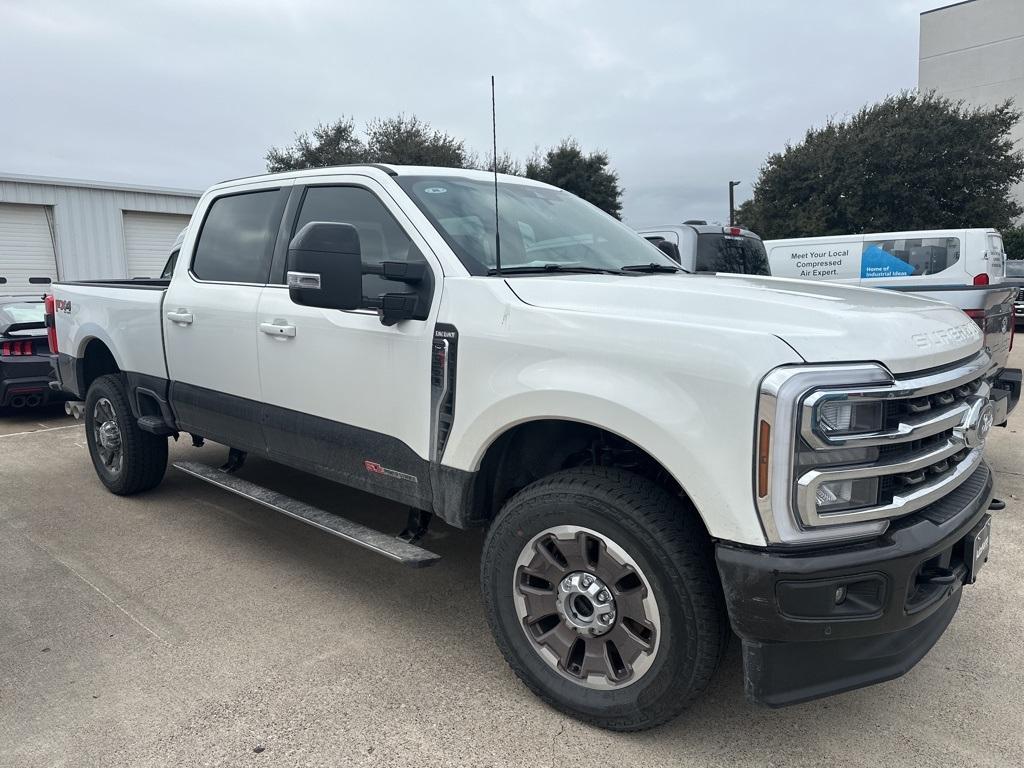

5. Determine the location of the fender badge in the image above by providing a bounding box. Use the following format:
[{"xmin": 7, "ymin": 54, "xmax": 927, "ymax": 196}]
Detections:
[{"xmin": 364, "ymin": 460, "xmax": 418, "ymax": 483}]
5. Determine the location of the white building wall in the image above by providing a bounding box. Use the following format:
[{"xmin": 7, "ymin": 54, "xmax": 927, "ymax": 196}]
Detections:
[
  {"xmin": 0, "ymin": 175, "xmax": 199, "ymax": 281},
  {"xmin": 919, "ymin": 0, "xmax": 1024, "ymax": 223}
]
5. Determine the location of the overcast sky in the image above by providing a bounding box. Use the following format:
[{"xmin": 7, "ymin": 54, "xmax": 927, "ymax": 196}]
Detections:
[{"xmin": 1, "ymin": 0, "xmax": 943, "ymax": 225}]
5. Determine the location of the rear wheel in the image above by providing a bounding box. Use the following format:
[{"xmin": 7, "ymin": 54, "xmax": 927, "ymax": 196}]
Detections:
[
  {"xmin": 480, "ymin": 467, "xmax": 727, "ymax": 731},
  {"xmin": 84, "ymin": 374, "xmax": 167, "ymax": 495}
]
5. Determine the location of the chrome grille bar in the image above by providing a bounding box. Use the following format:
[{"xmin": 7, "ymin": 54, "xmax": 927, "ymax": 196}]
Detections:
[{"xmin": 795, "ymin": 446, "xmax": 984, "ymax": 527}]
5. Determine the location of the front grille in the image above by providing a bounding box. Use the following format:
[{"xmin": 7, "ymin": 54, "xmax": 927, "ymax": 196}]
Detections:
[
  {"xmin": 874, "ymin": 376, "xmax": 982, "ymax": 503},
  {"xmin": 1018, "ymin": 287, "xmax": 1024, "ymax": 302},
  {"xmin": 794, "ymin": 353, "xmax": 990, "ymax": 529}
]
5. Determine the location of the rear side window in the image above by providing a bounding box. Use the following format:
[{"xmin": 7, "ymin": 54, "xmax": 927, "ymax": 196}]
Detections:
[
  {"xmin": 861, "ymin": 237, "xmax": 960, "ymax": 279},
  {"xmin": 695, "ymin": 234, "xmax": 770, "ymax": 275},
  {"xmin": 161, "ymin": 250, "xmax": 178, "ymax": 280},
  {"xmin": 192, "ymin": 189, "xmax": 288, "ymax": 283}
]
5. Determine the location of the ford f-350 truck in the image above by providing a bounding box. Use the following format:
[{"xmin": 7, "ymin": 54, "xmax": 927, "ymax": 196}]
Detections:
[{"xmin": 47, "ymin": 165, "xmax": 1014, "ymax": 730}]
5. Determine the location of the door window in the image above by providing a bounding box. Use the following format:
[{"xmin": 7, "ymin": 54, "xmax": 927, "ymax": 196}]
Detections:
[
  {"xmin": 860, "ymin": 237, "xmax": 960, "ymax": 279},
  {"xmin": 192, "ymin": 189, "xmax": 288, "ymax": 283},
  {"xmin": 293, "ymin": 186, "xmax": 424, "ymax": 265},
  {"xmin": 291, "ymin": 185, "xmax": 427, "ymax": 300}
]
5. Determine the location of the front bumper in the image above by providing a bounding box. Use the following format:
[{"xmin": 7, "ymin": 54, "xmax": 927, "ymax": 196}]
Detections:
[{"xmin": 716, "ymin": 462, "xmax": 993, "ymax": 707}]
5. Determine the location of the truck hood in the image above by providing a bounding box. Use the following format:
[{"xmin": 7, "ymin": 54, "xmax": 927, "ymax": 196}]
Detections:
[{"xmin": 505, "ymin": 273, "xmax": 983, "ymax": 374}]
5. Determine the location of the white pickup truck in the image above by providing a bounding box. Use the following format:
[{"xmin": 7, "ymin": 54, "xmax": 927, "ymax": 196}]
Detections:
[{"xmin": 48, "ymin": 165, "xmax": 1010, "ymax": 730}]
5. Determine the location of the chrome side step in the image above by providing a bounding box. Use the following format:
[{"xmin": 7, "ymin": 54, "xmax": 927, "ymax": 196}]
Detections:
[{"xmin": 173, "ymin": 461, "xmax": 441, "ymax": 568}]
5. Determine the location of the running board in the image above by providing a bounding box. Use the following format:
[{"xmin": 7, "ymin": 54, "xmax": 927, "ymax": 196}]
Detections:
[{"xmin": 173, "ymin": 461, "xmax": 441, "ymax": 568}]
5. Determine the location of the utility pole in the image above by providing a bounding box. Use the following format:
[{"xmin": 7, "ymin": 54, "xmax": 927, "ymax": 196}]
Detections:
[{"xmin": 728, "ymin": 180, "xmax": 741, "ymax": 227}]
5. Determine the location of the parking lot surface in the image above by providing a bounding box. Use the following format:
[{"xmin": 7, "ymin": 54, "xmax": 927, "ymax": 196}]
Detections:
[{"xmin": 2, "ymin": 353, "xmax": 1023, "ymax": 768}]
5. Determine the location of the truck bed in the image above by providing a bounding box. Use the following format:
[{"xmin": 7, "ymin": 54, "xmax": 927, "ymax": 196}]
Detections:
[{"xmin": 51, "ymin": 280, "xmax": 170, "ymax": 383}]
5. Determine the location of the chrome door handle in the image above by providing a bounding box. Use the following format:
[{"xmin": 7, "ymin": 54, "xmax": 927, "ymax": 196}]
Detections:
[
  {"xmin": 260, "ymin": 322, "xmax": 296, "ymax": 338},
  {"xmin": 166, "ymin": 309, "xmax": 194, "ymax": 325}
]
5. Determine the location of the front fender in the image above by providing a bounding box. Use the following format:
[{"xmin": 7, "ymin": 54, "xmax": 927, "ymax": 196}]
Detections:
[{"xmin": 442, "ymin": 352, "xmax": 792, "ymax": 546}]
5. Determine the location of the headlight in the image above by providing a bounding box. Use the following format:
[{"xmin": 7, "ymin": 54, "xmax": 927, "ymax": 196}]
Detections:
[
  {"xmin": 816, "ymin": 399, "xmax": 883, "ymax": 435},
  {"xmin": 814, "ymin": 477, "xmax": 879, "ymax": 513},
  {"xmin": 756, "ymin": 363, "xmax": 893, "ymax": 546},
  {"xmin": 755, "ymin": 352, "xmax": 993, "ymax": 546}
]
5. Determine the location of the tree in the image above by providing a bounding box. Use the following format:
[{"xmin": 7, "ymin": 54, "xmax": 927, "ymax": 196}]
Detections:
[
  {"xmin": 736, "ymin": 92, "xmax": 1024, "ymax": 239},
  {"xmin": 265, "ymin": 118, "xmax": 365, "ymax": 172},
  {"xmin": 1003, "ymin": 226, "xmax": 1024, "ymax": 260},
  {"xmin": 364, "ymin": 114, "xmax": 473, "ymax": 168},
  {"xmin": 481, "ymin": 150, "xmax": 523, "ymax": 176},
  {"xmin": 525, "ymin": 139, "xmax": 623, "ymax": 218},
  {"xmin": 266, "ymin": 114, "xmax": 474, "ymax": 172}
]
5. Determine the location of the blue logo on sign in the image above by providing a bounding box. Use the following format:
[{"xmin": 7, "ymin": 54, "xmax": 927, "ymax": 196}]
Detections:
[{"xmin": 861, "ymin": 244, "xmax": 915, "ymax": 279}]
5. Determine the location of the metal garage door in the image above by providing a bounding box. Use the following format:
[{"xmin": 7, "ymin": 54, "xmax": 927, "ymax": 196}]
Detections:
[
  {"xmin": 123, "ymin": 211, "xmax": 191, "ymax": 278},
  {"xmin": 0, "ymin": 203, "xmax": 58, "ymax": 294}
]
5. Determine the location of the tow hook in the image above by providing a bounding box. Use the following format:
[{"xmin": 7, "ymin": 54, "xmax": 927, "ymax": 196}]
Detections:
[{"xmin": 65, "ymin": 401, "xmax": 86, "ymax": 420}]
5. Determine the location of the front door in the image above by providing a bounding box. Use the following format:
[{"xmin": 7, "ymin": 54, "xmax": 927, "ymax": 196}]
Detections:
[
  {"xmin": 164, "ymin": 183, "xmax": 290, "ymax": 451},
  {"xmin": 255, "ymin": 178, "xmax": 440, "ymax": 508}
]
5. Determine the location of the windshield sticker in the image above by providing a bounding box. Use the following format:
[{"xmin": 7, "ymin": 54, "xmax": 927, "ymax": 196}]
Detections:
[{"xmin": 423, "ymin": 187, "xmax": 447, "ymax": 194}]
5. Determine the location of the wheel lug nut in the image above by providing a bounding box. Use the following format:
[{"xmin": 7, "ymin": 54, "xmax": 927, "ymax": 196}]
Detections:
[
  {"xmin": 598, "ymin": 590, "xmax": 609, "ymax": 602},
  {"xmin": 582, "ymin": 575, "xmax": 593, "ymax": 587}
]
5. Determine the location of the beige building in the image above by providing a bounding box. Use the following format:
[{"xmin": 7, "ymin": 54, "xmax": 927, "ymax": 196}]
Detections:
[{"xmin": 919, "ymin": 0, "xmax": 1024, "ymax": 223}]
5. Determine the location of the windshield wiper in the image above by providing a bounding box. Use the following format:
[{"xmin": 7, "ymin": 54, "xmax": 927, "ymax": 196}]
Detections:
[
  {"xmin": 488, "ymin": 264, "xmax": 630, "ymax": 276},
  {"xmin": 620, "ymin": 263, "xmax": 685, "ymax": 274}
]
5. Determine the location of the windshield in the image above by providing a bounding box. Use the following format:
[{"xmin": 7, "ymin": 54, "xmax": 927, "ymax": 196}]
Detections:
[
  {"xmin": 1005, "ymin": 260, "xmax": 1024, "ymax": 277},
  {"xmin": 0, "ymin": 301, "xmax": 44, "ymax": 328},
  {"xmin": 397, "ymin": 176, "xmax": 677, "ymax": 275},
  {"xmin": 695, "ymin": 233, "xmax": 770, "ymax": 275}
]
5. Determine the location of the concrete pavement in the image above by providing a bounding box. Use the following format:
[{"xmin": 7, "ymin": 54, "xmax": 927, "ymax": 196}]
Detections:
[{"xmin": 1, "ymin": 356, "xmax": 1023, "ymax": 767}]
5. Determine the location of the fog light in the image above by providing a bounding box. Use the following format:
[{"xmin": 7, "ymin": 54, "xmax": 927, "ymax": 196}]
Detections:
[
  {"xmin": 834, "ymin": 585, "xmax": 847, "ymax": 605},
  {"xmin": 815, "ymin": 477, "xmax": 879, "ymax": 513},
  {"xmin": 817, "ymin": 400, "xmax": 883, "ymax": 435}
]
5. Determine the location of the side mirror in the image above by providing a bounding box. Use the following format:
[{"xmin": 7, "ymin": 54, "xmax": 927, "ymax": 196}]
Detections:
[
  {"xmin": 287, "ymin": 222, "xmax": 364, "ymax": 310},
  {"xmin": 286, "ymin": 221, "xmax": 432, "ymax": 325}
]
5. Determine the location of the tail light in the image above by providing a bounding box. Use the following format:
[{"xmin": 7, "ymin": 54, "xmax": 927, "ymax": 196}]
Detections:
[
  {"xmin": 1, "ymin": 340, "xmax": 36, "ymax": 356},
  {"xmin": 964, "ymin": 309, "xmax": 985, "ymax": 329},
  {"xmin": 725, "ymin": 227, "xmax": 743, "ymax": 236},
  {"xmin": 973, "ymin": 273, "xmax": 989, "ymax": 286},
  {"xmin": 44, "ymin": 294, "xmax": 58, "ymax": 354}
]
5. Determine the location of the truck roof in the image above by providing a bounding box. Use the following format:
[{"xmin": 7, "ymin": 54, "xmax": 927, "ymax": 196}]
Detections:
[
  {"xmin": 211, "ymin": 164, "xmax": 551, "ymax": 193},
  {"xmin": 640, "ymin": 223, "xmax": 762, "ymax": 239}
]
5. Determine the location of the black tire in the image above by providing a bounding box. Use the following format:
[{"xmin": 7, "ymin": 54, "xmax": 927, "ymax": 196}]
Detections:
[
  {"xmin": 480, "ymin": 467, "xmax": 727, "ymax": 731},
  {"xmin": 84, "ymin": 374, "xmax": 167, "ymax": 495}
]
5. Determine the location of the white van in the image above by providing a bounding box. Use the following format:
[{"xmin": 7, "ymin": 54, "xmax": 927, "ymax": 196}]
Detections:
[
  {"xmin": 766, "ymin": 228, "xmax": 1018, "ymax": 402},
  {"xmin": 765, "ymin": 228, "xmax": 1004, "ymax": 288}
]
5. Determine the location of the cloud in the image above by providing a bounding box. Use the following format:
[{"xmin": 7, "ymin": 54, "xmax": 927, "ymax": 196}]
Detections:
[{"xmin": 0, "ymin": 0, "xmax": 941, "ymax": 226}]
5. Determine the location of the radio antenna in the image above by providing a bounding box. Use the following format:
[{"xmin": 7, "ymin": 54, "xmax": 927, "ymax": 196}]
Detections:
[{"xmin": 491, "ymin": 75, "xmax": 502, "ymax": 275}]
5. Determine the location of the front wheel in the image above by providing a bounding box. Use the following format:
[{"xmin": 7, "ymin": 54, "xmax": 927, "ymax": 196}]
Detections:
[
  {"xmin": 84, "ymin": 374, "xmax": 168, "ymax": 495},
  {"xmin": 480, "ymin": 467, "xmax": 727, "ymax": 731}
]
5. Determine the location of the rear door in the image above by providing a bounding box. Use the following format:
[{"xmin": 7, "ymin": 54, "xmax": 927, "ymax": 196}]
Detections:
[
  {"xmin": 254, "ymin": 176, "xmax": 440, "ymax": 508},
  {"xmin": 985, "ymin": 231, "xmax": 1006, "ymax": 283},
  {"xmin": 163, "ymin": 182, "xmax": 291, "ymax": 450}
]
